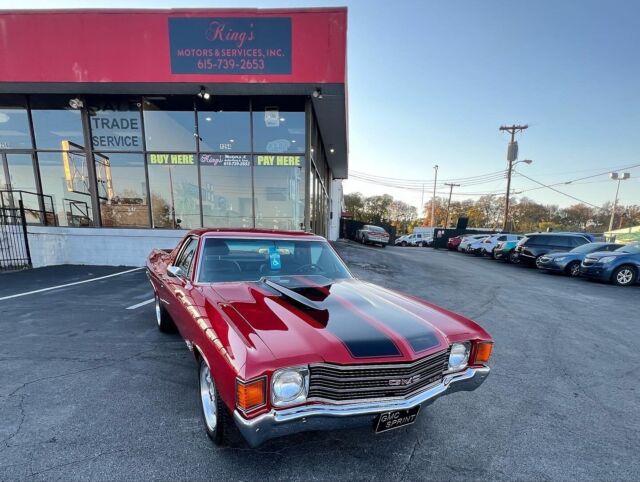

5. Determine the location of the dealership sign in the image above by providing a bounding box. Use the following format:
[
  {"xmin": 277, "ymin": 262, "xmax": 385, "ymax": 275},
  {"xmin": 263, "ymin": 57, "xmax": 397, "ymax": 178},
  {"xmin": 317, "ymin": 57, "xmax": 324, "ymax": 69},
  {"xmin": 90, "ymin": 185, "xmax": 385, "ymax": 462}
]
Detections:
[
  {"xmin": 200, "ymin": 153, "xmax": 251, "ymax": 167},
  {"xmin": 168, "ymin": 17, "xmax": 292, "ymax": 75}
]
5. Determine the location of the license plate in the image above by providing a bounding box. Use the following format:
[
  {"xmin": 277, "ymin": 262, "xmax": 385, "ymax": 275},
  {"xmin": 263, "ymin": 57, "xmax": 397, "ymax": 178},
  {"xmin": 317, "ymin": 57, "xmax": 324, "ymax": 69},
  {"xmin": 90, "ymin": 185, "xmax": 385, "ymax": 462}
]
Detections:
[{"xmin": 374, "ymin": 406, "xmax": 420, "ymax": 434}]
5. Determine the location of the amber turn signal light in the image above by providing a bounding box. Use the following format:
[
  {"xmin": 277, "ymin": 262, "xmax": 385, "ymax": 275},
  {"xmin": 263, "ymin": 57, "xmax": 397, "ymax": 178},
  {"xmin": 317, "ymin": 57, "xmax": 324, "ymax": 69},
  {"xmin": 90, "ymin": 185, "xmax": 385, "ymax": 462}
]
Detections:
[
  {"xmin": 236, "ymin": 377, "xmax": 266, "ymax": 411},
  {"xmin": 473, "ymin": 342, "xmax": 493, "ymax": 365}
]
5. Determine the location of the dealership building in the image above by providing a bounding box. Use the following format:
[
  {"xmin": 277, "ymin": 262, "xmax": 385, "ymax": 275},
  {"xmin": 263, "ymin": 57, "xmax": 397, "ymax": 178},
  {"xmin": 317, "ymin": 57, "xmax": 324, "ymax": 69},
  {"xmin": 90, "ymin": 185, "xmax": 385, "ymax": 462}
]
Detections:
[{"xmin": 0, "ymin": 8, "xmax": 347, "ymax": 266}]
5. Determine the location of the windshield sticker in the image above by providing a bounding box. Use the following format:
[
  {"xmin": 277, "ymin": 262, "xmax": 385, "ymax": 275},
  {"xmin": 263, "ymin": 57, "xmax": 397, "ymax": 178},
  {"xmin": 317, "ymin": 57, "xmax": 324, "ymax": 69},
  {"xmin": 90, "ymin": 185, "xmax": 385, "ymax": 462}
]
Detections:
[{"xmin": 269, "ymin": 248, "xmax": 282, "ymax": 270}]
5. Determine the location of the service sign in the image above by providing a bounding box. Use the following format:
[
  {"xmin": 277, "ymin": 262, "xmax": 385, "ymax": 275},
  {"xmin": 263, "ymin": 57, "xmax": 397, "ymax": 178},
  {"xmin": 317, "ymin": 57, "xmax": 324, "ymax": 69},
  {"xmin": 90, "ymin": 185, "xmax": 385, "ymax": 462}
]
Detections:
[
  {"xmin": 200, "ymin": 153, "xmax": 251, "ymax": 167},
  {"xmin": 168, "ymin": 17, "xmax": 292, "ymax": 75},
  {"xmin": 254, "ymin": 155, "xmax": 303, "ymax": 167}
]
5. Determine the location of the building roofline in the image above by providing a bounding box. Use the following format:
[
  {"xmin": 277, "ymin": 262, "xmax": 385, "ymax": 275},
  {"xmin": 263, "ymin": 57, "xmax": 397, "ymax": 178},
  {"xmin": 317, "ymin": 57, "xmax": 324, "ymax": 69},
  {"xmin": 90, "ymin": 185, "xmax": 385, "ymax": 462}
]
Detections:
[{"xmin": 0, "ymin": 7, "xmax": 348, "ymax": 15}]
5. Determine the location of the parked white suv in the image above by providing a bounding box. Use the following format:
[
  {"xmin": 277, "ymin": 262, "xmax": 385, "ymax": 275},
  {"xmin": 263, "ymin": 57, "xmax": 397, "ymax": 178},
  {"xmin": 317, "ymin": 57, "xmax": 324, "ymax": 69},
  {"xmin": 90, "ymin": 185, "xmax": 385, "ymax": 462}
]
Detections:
[
  {"xmin": 468, "ymin": 234, "xmax": 523, "ymax": 257},
  {"xmin": 458, "ymin": 234, "xmax": 490, "ymax": 252},
  {"xmin": 409, "ymin": 233, "xmax": 430, "ymax": 247}
]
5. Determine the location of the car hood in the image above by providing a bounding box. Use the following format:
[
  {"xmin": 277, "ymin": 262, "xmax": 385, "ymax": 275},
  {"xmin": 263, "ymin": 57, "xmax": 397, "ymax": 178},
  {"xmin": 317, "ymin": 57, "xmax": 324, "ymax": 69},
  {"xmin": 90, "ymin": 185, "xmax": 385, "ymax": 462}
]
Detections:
[
  {"xmin": 544, "ymin": 251, "xmax": 579, "ymax": 259},
  {"xmin": 585, "ymin": 251, "xmax": 628, "ymax": 260},
  {"xmin": 204, "ymin": 277, "xmax": 489, "ymax": 365}
]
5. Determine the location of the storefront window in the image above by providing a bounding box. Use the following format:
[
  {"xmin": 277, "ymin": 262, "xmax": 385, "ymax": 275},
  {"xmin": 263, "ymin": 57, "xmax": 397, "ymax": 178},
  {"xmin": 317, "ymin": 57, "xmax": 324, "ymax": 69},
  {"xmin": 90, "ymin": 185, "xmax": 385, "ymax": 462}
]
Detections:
[
  {"xmin": 254, "ymin": 154, "xmax": 305, "ymax": 230},
  {"xmin": 88, "ymin": 98, "xmax": 143, "ymax": 151},
  {"xmin": 95, "ymin": 153, "xmax": 149, "ymax": 227},
  {"xmin": 199, "ymin": 153, "xmax": 253, "ymax": 227},
  {"xmin": 0, "ymin": 97, "xmax": 32, "ymax": 149},
  {"xmin": 37, "ymin": 151, "xmax": 94, "ymax": 227},
  {"xmin": 31, "ymin": 97, "xmax": 85, "ymax": 150},
  {"xmin": 147, "ymin": 153, "xmax": 200, "ymax": 229},
  {"xmin": 143, "ymin": 98, "xmax": 196, "ymax": 152},
  {"xmin": 252, "ymin": 98, "xmax": 305, "ymax": 154},
  {"xmin": 197, "ymin": 98, "xmax": 250, "ymax": 153}
]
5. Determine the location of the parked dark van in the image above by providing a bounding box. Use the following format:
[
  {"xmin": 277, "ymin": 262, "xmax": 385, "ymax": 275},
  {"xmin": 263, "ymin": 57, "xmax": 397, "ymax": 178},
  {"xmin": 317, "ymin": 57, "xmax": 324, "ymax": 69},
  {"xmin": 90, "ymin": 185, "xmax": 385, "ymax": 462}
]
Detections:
[{"xmin": 515, "ymin": 233, "xmax": 591, "ymax": 267}]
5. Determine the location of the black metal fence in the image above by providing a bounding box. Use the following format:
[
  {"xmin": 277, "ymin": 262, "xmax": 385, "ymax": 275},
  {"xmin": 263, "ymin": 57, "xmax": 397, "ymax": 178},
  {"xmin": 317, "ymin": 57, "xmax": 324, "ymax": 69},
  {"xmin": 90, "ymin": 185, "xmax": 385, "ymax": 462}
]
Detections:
[
  {"xmin": 0, "ymin": 190, "xmax": 57, "ymax": 226},
  {"xmin": 0, "ymin": 200, "xmax": 32, "ymax": 272}
]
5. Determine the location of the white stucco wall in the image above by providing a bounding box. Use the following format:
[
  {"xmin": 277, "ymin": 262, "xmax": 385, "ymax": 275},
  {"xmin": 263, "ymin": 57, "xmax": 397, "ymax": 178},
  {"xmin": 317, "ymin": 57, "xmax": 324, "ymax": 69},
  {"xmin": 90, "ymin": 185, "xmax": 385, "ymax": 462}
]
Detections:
[
  {"xmin": 26, "ymin": 226, "xmax": 188, "ymax": 268},
  {"xmin": 329, "ymin": 179, "xmax": 344, "ymax": 241}
]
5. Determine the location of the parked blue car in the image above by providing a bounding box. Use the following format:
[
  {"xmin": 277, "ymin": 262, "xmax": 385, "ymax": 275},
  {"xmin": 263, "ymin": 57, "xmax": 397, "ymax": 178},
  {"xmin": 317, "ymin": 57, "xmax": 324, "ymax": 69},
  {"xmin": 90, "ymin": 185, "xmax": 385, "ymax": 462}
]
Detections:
[
  {"xmin": 580, "ymin": 243, "xmax": 640, "ymax": 286},
  {"xmin": 536, "ymin": 242, "xmax": 623, "ymax": 277}
]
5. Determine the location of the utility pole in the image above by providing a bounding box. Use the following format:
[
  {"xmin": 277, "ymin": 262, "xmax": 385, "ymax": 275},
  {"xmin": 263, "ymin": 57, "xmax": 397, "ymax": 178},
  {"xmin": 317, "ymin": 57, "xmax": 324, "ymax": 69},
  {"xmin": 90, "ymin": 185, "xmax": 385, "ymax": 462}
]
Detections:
[
  {"xmin": 420, "ymin": 183, "xmax": 425, "ymax": 221},
  {"xmin": 608, "ymin": 172, "xmax": 631, "ymax": 232},
  {"xmin": 444, "ymin": 183, "xmax": 460, "ymax": 228},
  {"xmin": 431, "ymin": 164, "xmax": 438, "ymax": 227},
  {"xmin": 499, "ymin": 124, "xmax": 528, "ymax": 231}
]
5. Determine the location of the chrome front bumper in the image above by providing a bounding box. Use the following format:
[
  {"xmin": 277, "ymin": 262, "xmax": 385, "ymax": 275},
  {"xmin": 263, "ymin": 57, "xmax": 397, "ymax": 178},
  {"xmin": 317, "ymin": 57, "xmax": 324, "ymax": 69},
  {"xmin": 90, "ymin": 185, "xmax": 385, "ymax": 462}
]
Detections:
[{"xmin": 233, "ymin": 366, "xmax": 490, "ymax": 447}]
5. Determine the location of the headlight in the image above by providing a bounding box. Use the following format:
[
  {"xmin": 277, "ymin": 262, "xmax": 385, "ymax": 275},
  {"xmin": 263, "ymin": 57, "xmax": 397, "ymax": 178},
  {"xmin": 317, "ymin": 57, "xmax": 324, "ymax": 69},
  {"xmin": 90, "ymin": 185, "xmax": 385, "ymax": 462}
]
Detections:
[
  {"xmin": 271, "ymin": 367, "xmax": 309, "ymax": 407},
  {"xmin": 447, "ymin": 342, "xmax": 470, "ymax": 372},
  {"xmin": 599, "ymin": 256, "xmax": 616, "ymax": 264}
]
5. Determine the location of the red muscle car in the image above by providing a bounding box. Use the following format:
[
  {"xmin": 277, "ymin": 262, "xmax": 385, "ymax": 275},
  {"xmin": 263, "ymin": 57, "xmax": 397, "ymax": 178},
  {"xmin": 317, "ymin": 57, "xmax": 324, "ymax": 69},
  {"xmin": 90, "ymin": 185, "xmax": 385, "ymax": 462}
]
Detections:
[{"xmin": 146, "ymin": 229, "xmax": 493, "ymax": 447}]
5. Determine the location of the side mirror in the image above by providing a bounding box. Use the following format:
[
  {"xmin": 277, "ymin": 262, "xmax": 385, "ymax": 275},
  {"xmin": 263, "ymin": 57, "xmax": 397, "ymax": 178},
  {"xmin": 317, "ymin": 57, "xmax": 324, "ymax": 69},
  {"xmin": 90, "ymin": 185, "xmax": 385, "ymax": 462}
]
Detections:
[{"xmin": 167, "ymin": 265, "xmax": 186, "ymax": 279}]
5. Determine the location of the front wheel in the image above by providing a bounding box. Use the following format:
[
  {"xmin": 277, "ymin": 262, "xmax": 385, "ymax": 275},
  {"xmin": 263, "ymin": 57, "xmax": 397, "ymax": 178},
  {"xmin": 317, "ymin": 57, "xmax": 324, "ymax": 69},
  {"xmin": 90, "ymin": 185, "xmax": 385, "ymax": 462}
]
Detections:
[
  {"xmin": 566, "ymin": 261, "xmax": 581, "ymax": 277},
  {"xmin": 611, "ymin": 266, "xmax": 637, "ymax": 286},
  {"xmin": 155, "ymin": 293, "xmax": 176, "ymax": 333},
  {"xmin": 199, "ymin": 361, "xmax": 233, "ymax": 445},
  {"xmin": 401, "ymin": 241, "xmax": 407, "ymax": 247}
]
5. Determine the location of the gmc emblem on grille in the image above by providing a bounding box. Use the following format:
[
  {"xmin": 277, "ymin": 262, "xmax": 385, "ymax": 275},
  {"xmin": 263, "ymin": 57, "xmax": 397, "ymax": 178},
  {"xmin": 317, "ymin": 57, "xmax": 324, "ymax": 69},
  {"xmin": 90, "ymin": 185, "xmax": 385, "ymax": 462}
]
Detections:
[{"xmin": 389, "ymin": 375, "xmax": 421, "ymax": 386}]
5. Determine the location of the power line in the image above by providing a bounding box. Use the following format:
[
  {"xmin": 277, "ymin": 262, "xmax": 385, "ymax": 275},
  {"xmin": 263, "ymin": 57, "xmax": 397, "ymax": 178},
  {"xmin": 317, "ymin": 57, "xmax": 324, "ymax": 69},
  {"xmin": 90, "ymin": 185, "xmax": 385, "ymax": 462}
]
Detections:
[
  {"xmin": 514, "ymin": 163, "xmax": 640, "ymax": 195},
  {"xmin": 348, "ymin": 169, "xmax": 507, "ymax": 187},
  {"xmin": 513, "ymin": 170, "xmax": 601, "ymax": 208}
]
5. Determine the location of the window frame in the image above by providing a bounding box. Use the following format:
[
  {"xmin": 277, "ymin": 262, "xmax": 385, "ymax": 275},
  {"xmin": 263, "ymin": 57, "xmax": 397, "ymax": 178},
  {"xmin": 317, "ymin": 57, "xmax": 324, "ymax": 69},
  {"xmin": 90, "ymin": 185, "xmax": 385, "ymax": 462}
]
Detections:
[{"xmin": 174, "ymin": 236, "xmax": 199, "ymax": 279}]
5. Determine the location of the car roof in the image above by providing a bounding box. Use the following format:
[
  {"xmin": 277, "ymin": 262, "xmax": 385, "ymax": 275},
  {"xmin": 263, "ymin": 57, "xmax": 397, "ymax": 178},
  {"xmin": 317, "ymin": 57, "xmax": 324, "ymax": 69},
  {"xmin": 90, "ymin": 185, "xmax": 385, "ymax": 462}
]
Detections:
[
  {"xmin": 525, "ymin": 232, "xmax": 588, "ymax": 238},
  {"xmin": 187, "ymin": 228, "xmax": 326, "ymax": 242}
]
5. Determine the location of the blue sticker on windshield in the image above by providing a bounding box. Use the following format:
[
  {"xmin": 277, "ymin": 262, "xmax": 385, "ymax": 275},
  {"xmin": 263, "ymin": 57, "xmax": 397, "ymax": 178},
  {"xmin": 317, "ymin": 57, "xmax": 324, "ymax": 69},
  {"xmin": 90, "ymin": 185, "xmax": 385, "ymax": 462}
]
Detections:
[{"xmin": 269, "ymin": 249, "xmax": 282, "ymax": 270}]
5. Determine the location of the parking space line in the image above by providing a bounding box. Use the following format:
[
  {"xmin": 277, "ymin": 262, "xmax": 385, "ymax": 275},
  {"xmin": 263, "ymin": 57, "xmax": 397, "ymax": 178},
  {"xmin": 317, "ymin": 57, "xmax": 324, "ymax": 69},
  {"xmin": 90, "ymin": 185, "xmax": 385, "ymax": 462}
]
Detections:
[
  {"xmin": 126, "ymin": 298, "xmax": 154, "ymax": 310},
  {"xmin": 0, "ymin": 267, "xmax": 145, "ymax": 302}
]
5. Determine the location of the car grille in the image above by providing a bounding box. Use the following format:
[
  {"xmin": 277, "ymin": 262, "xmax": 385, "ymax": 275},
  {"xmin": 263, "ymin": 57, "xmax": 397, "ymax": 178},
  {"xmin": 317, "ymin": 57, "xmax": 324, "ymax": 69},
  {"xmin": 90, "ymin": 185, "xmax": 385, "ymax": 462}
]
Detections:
[{"xmin": 307, "ymin": 348, "xmax": 450, "ymax": 404}]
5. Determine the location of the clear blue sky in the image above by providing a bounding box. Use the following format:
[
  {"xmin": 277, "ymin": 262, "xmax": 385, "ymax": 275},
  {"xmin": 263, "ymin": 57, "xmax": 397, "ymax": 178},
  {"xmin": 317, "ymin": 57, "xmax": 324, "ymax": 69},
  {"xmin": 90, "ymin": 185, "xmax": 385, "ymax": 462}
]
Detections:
[{"xmin": 3, "ymin": 0, "xmax": 639, "ymax": 209}]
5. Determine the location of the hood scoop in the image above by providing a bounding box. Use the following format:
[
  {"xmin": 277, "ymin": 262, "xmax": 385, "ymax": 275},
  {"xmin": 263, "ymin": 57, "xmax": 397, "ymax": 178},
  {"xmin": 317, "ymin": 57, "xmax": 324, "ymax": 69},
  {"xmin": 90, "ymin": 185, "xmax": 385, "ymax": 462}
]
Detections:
[{"xmin": 262, "ymin": 277, "xmax": 330, "ymax": 325}]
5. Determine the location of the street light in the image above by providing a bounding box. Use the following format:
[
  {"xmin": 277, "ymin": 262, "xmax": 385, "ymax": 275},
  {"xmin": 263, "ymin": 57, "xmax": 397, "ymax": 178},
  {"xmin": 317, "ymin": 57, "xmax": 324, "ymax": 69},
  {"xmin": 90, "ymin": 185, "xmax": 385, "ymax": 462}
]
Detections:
[{"xmin": 608, "ymin": 172, "xmax": 631, "ymax": 232}]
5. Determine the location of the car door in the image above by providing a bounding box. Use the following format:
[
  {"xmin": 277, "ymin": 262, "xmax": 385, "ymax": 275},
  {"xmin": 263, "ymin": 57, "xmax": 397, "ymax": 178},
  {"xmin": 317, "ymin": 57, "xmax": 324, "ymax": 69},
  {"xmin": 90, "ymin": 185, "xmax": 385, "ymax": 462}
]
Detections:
[{"xmin": 164, "ymin": 236, "xmax": 199, "ymax": 337}]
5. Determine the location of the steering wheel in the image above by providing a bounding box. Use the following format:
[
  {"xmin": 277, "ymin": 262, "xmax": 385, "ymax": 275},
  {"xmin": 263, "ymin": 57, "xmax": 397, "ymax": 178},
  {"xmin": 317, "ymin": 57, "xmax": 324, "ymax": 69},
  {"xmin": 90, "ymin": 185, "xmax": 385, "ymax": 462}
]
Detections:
[{"xmin": 294, "ymin": 264, "xmax": 325, "ymax": 274}]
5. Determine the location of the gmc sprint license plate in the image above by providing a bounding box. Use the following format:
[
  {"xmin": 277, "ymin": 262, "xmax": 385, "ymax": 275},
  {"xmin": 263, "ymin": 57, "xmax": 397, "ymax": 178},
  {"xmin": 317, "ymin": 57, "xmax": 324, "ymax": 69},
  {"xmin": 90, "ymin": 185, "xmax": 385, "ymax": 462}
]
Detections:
[{"xmin": 374, "ymin": 406, "xmax": 420, "ymax": 433}]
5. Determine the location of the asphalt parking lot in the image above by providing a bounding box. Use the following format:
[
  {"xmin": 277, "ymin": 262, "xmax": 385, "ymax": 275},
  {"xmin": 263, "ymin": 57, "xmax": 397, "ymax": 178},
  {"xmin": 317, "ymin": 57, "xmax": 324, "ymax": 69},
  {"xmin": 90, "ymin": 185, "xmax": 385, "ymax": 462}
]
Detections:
[{"xmin": 1, "ymin": 242, "xmax": 638, "ymax": 481}]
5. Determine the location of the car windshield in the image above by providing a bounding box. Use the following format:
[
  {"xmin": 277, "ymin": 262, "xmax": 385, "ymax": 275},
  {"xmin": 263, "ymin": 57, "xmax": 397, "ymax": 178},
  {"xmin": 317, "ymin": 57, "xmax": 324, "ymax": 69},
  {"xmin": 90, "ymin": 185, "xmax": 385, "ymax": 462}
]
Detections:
[
  {"xmin": 197, "ymin": 238, "xmax": 353, "ymax": 283},
  {"xmin": 614, "ymin": 244, "xmax": 640, "ymax": 254},
  {"xmin": 571, "ymin": 243, "xmax": 605, "ymax": 254}
]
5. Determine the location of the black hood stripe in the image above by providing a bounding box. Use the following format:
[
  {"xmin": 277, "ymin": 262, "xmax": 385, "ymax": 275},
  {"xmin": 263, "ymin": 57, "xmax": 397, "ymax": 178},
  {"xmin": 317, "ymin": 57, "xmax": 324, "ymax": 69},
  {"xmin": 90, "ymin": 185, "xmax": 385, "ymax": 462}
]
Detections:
[
  {"xmin": 336, "ymin": 283, "xmax": 441, "ymax": 354},
  {"xmin": 286, "ymin": 276, "xmax": 402, "ymax": 359}
]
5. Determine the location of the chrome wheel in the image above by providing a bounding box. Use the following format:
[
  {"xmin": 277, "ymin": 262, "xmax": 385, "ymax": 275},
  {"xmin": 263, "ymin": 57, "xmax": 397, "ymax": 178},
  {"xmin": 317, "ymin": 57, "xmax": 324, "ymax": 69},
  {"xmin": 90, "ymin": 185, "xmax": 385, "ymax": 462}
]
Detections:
[
  {"xmin": 616, "ymin": 268, "xmax": 634, "ymax": 285},
  {"xmin": 199, "ymin": 363, "xmax": 217, "ymax": 433},
  {"xmin": 535, "ymin": 256, "xmax": 543, "ymax": 268},
  {"xmin": 155, "ymin": 295, "xmax": 162, "ymax": 327}
]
